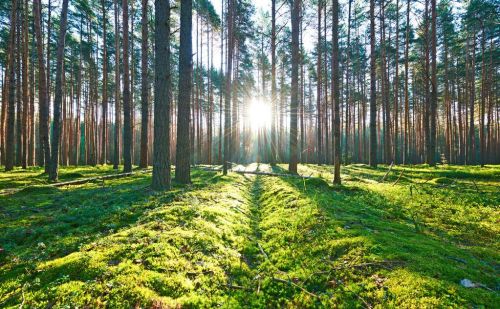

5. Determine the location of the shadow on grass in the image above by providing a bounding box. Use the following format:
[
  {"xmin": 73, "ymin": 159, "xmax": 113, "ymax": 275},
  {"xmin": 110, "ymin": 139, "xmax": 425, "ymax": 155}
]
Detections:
[
  {"xmin": 0, "ymin": 170, "xmax": 231, "ymax": 307},
  {"xmin": 270, "ymin": 175, "xmax": 498, "ymax": 307},
  {"xmin": 0, "ymin": 166, "xmax": 124, "ymax": 190}
]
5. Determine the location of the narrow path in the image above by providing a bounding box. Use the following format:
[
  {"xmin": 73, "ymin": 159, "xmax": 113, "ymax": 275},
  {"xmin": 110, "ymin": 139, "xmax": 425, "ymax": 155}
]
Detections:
[
  {"xmin": 247, "ymin": 174, "xmax": 267, "ymax": 270},
  {"xmin": 222, "ymin": 174, "xmax": 272, "ymax": 305}
]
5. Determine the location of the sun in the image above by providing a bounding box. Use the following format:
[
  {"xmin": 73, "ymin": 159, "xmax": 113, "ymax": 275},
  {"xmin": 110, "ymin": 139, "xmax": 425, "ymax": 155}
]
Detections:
[{"xmin": 248, "ymin": 99, "xmax": 272, "ymax": 131}]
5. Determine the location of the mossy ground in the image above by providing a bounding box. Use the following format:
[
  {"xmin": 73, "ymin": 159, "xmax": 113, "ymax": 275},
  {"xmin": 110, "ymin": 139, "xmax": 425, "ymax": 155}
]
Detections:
[
  {"xmin": 0, "ymin": 164, "xmax": 498, "ymax": 308},
  {"xmin": 0, "ymin": 165, "xmax": 124, "ymax": 190}
]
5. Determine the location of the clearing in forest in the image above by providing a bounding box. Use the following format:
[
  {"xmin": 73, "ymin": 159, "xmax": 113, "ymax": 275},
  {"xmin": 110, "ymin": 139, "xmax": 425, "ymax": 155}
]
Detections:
[{"xmin": 0, "ymin": 164, "xmax": 499, "ymax": 308}]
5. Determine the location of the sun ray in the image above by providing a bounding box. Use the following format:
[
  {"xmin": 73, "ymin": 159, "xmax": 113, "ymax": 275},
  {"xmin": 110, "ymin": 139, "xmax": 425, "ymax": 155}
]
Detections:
[{"xmin": 247, "ymin": 99, "xmax": 272, "ymax": 132}]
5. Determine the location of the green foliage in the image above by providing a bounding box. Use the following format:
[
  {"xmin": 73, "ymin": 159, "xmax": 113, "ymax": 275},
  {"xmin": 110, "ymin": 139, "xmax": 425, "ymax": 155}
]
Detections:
[{"xmin": 0, "ymin": 165, "xmax": 498, "ymax": 307}]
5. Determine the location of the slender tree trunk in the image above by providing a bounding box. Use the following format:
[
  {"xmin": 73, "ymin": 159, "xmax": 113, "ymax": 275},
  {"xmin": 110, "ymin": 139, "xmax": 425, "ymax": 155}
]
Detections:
[
  {"xmin": 122, "ymin": 0, "xmax": 132, "ymax": 172},
  {"xmin": 223, "ymin": 0, "xmax": 234, "ymax": 175},
  {"xmin": 46, "ymin": 1, "xmax": 52, "ymax": 107},
  {"xmin": 207, "ymin": 26, "xmax": 214, "ymax": 165},
  {"xmin": 20, "ymin": 0, "xmax": 29, "ymax": 169},
  {"xmin": 101, "ymin": 0, "xmax": 108, "ymax": 165},
  {"xmin": 332, "ymin": 0, "xmax": 341, "ymax": 183},
  {"xmin": 218, "ymin": 0, "xmax": 224, "ymax": 165},
  {"xmin": 486, "ymin": 38, "xmax": 493, "ymax": 163},
  {"xmin": 369, "ymin": 0, "xmax": 377, "ymax": 167},
  {"xmin": 151, "ymin": 0, "xmax": 171, "ymax": 190},
  {"xmin": 48, "ymin": 0, "xmax": 69, "ymax": 181},
  {"xmin": 323, "ymin": 6, "xmax": 329, "ymax": 164},
  {"xmin": 28, "ymin": 28, "xmax": 36, "ymax": 166},
  {"xmin": 316, "ymin": 0, "xmax": 322, "ymax": 165},
  {"xmin": 140, "ymin": 0, "xmax": 149, "ymax": 168},
  {"xmin": 469, "ymin": 30, "xmax": 476, "ymax": 164},
  {"xmin": 443, "ymin": 38, "xmax": 451, "ymax": 163},
  {"xmin": 1, "ymin": 71, "xmax": 6, "ymax": 166},
  {"xmin": 16, "ymin": 19, "xmax": 23, "ymax": 167},
  {"xmin": 479, "ymin": 27, "xmax": 486, "ymax": 166},
  {"xmin": 393, "ymin": 0, "xmax": 399, "ymax": 164},
  {"xmin": 76, "ymin": 20, "xmax": 84, "ymax": 166},
  {"xmin": 196, "ymin": 15, "xmax": 202, "ymax": 164},
  {"xmin": 175, "ymin": 0, "xmax": 193, "ymax": 183},
  {"xmin": 299, "ymin": 14, "xmax": 305, "ymax": 163},
  {"xmin": 5, "ymin": 0, "xmax": 18, "ymax": 171},
  {"xmin": 34, "ymin": 0, "xmax": 50, "ymax": 172},
  {"xmin": 423, "ymin": 0, "xmax": 431, "ymax": 164},
  {"xmin": 380, "ymin": 0, "xmax": 391, "ymax": 164},
  {"xmin": 428, "ymin": 0, "xmax": 437, "ymax": 166},
  {"xmin": 289, "ymin": 0, "xmax": 300, "ymax": 173},
  {"xmin": 344, "ymin": 0, "xmax": 352, "ymax": 164},
  {"xmin": 113, "ymin": 0, "xmax": 121, "ymax": 169},
  {"xmin": 270, "ymin": 0, "xmax": 277, "ymax": 165},
  {"xmin": 130, "ymin": 2, "xmax": 136, "ymax": 166},
  {"xmin": 403, "ymin": 0, "xmax": 410, "ymax": 164}
]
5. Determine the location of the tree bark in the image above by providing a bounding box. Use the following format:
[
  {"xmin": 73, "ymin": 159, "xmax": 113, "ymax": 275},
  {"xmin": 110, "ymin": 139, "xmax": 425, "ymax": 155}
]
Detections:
[
  {"xmin": 403, "ymin": 0, "xmax": 410, "ymax": 164},
  {"xmin": 151, "ymin": 0, "xmax": 171, "ymax": 190},
  {"xmin": 393, "ymin": 0, "xmax": 400, "ymax": 164},
  {"xmin": 429, "ymin": 0, "xmax": 437, "ymax": 166},
  {"xmin": 113, "ymin": 0, "xmax": 121, "ymax": 169},
  {"xmin": 380, "ymin": 0, "xmax": 391, "ymax": 164},
  {"xmin": 270, "ymin": 0, "xmax": 277, "ymax": 165},
  {"xmin": 369, "ymin": 0, "xmax": 377, "ymax": 168},
  {"xmin": 5, "ymin": 0, "xmax": 18, "ymax": 171},
  {"xmin": 101, "ymin": 0, "xmax": 108, "ymax": 165},
  {"xmin": 223, "ymin": 0, "xmax": 234, "ymax": 175},
  {"xmin": 468, "ymin": 30, "xmax": 476, "ymax": 164},
  {"xmin": 344, "ymin": 0, "xmax": 352, "ymax": 164},
  {"xmin": 175, "ymin": 0, "xmax": 193, "ymax": 183},
  {"xmin": 48, "ymin": 0, "xmax": 69, "ymax": 181},
  {"xmin": 289, "ymin": 0, "xmax": 300, "ymax": 174},
  {"xmin": 424, "ymin": 0, "xmax": 431, "ymax": 164},
  {"xmin": 21, "ymin": 0, "xmax": 29, "ymax": 169},
  {"xmin": 122, "ymin": 0, "xmax": 132, "ymax": 172},
  {"xmin": 332, "ymin": 0, "xmax": 341, "ymax": 184},
  {"xmin": 34, "ymin": 0, "xmax": 51, "ymax": 172},
  {"xmin": 140, "ymin": 0, "xmax": 149, "ymax": 168},
  {"xmin": 316, "ymin": 0, "xmax": 322, "ymax": 165}
]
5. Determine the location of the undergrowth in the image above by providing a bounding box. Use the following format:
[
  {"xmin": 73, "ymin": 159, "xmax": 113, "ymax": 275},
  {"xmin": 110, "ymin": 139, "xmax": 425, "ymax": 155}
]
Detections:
[{"xmin": 0, "ymin": 164, "xmax": 498, "ymax": 308}]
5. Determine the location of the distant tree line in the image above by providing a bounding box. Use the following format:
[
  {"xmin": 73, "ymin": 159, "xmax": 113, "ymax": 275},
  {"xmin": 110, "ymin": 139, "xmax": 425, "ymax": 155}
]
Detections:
[{"xmin": 0, "ymin": 0, "xmax": 498, "ymax": 187}]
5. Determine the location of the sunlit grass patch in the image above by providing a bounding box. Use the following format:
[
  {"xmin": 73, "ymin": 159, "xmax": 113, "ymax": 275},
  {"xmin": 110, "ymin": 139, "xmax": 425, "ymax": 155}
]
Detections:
[
  {"xmin": 0, "ymin": 164, "xmax": 498, "ymax": 307},
  {"xmin": 250, "ymin": 167, "xmax": 499, "ymax": 307},
  {"xmin": 0, "ymin": 169, "xmax": 255, "ymax": 308}
]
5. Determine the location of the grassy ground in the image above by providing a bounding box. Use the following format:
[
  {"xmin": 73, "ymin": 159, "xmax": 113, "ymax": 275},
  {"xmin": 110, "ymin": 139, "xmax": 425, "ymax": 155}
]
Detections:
[
  {"xmin": 0, "ymin": 165, "xmax": 123, "ymax": 190},
  {"xmin": 0, "ymin": 164, "xmax": 498, "ymax": 308}
]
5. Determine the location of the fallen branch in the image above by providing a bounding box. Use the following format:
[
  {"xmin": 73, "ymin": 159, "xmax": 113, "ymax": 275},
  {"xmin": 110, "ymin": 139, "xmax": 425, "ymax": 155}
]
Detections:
[
  {"xmin": 50, "ymin": 172, "xmax": 134, "ymax": 187},
  {"xmin": 272, "ymin": 277, "xmax": 320, "ymax": 299},
  {"xmin": 257, "ymin": 242, "xmax": 269, "ymax": 260},
  {"xmin": 334, "ymin": 279, "xmax": 372, "ymax": 309},
  {"xmin": 332, "ymin": 260, "xmax": 404, "ymax": 271},
  {"xmin": 51, "ymin": 169, "xmax": 153, "ymax": 187},
  {"xmin": 471, "ymin": 179, "xmax": 482, "ymax": 194},
  {"xmin": 223, "ymin": 284, "xmax": 252, "ymax": 291},
  {"xmin": 418, "ymin": 178, "xmax": 434, "ymax": 185},
  {"xmin": 196, "ymin": 167, "xmax": 315, "ymax": 179},
  {"xmin": 392, "ymin": 169, "xmax": 405, "ymax": 186},
  {"xmin": 232, "ymin": 170, "xmax": 314, "ymax": 179},
  {"xmin": 0, "ymin": 169, "xmax": 152, "ymax": 195},
  {"xmin": 380, "ymin": 162, "xmax": 394, "ymax": 182},
  {"xmin": 436, "ymin": 178, "xmax": 457, "ymax": 188}
]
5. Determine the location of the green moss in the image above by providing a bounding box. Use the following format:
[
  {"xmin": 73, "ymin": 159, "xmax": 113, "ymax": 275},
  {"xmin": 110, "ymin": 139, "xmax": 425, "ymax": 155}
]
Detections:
[{"xmin": 0, "ymin": 165, "xmax": 498, "ymax": 308}]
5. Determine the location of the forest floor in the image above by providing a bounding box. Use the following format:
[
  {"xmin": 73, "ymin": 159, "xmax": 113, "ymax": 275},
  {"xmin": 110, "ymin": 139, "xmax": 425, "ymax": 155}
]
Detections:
[{"xmin": 0, "ymin": 164, "xmax": 499, "ymax": 308}]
